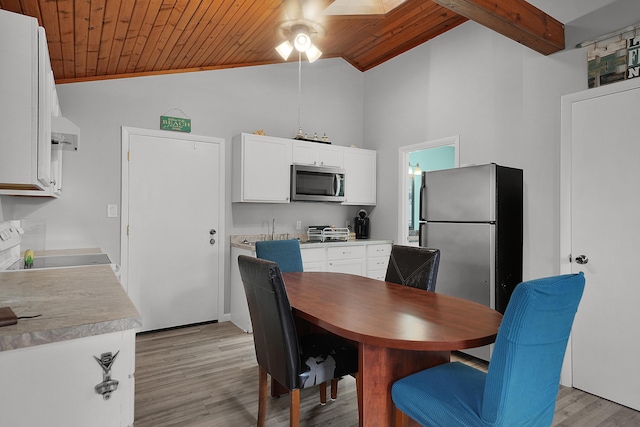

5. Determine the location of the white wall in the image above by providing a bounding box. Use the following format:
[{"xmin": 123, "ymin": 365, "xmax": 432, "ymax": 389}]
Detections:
[
  {"xmin": 363, "ymin": 21, "xmax": 587, "ymax": 280},
  {"xmin": 1, "ymin": 58, "xmax": 364, "ymax": 313},
  {"xmin": 3, "ymin": 58, "xmax": 363, "ymax": 257}
]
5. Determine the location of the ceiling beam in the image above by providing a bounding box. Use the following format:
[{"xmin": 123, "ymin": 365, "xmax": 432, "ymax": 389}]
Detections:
[{"xmin": 431, "ymin": 0, "xmax": 564, "ymax": 55}]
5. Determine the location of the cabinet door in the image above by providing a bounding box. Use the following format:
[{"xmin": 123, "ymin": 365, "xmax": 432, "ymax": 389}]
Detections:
[
  {"xmin": 0, "ymin": 25, "xmax": 56, "ymax": 197},
  {"xmin": 232, "ymin": 133, "xmax": 292, "ymax": 203},
  {"xmin": 318, "ymin": 144, "xmax": 343, "ymax": 167},
  {"xmin": 292, "ymin": 141, "xmax": 343, "ymax": 167},
  {"xmin": 301, "ymin": 247, "xmax": 326, "ymax": 271},
  {"xmin": 0, "ymin": 10, "xmax": 43, "ymax": 190},
  {"xmin": 343, "ymin": 147, "xmax": 376, "ymax": 205},
  {"xmin": 0, "ymin": 330, "xmax": 136, "ymax": 427},
  {"xmin": 37, "ymin": 26, "xmax": 52, "ymax": 186},
  {"xmin": 230, "ymin": 246, "xmax": 255, "ymax": 332},
  {"xmin": 292, "ymin": 141, "xmax": 318, "ymax": 165},
  {"xmin": 327, "ymin": 258, "xmax": 366, "ymax": 275},
  {"xmin": 327, "ymin": 245, "xmax": 366, "ymax": 276}
]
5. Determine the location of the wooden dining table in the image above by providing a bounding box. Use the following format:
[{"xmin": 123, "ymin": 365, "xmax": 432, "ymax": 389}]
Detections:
[{"xmin": 281, "ymin": 271, "xmax": 503, "ymax": 427}]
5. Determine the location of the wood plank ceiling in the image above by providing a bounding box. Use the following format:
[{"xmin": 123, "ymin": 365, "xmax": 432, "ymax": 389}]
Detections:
[{"xmin": 0, "ymin": 0, "xmax": 564, "ymax": 84}]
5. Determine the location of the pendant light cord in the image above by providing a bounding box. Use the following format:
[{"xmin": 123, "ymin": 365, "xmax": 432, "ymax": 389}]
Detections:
[{"xmin": 297, "ymin": 51, "xmax": 302, "ymax": 134}]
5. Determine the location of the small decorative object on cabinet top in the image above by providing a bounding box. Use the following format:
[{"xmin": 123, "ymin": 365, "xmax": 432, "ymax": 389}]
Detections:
[
  {"xmin": 293, "ymin": 128, "xmax": 331, "ymax": 144},
  {"xmin": 252, "ymin": 129, "xmax": 265, "ymax": 135}
]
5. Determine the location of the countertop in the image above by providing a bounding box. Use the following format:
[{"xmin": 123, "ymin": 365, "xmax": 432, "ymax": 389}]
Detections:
[
  {"xmin": 0, "ymin": 264, "xmax": 141, "ymax": 352},
  {"xmin": 230, "ymin": 234, "xmax": 393, "ymax": 251}
]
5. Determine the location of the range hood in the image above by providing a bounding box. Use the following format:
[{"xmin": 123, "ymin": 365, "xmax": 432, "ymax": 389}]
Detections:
[{"xmin": 51, "ymin": 116, "xmax": 80, "ymax": 151}]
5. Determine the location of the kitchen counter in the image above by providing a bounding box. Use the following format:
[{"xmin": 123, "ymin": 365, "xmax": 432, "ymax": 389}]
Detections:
[
  {"xmin": 0, "ymin": 264, "xmax": 141, "ymax": 351},
  {"xmin": 230, "ymin": 234, "xmax": 393, "ymax": 250}
]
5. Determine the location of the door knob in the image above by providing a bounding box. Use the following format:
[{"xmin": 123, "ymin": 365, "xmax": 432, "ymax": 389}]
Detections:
[
  {"xmin": 210, "ymin": 238, "xmax": 216, "ymax": 245},
  {"xmin": 209, "ymin": 229, "xmax": 216, "ymax": 235},
  {"xmin": 575, "ymin": 255, "xmax": 589, "ymax": 264}
]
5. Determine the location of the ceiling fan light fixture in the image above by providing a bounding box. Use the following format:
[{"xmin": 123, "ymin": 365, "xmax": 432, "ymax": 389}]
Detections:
[
  {"xmin": 293, "ymin": 26, "xmax": 312, "ymax": 52},
  {"xmin": 306, "ymin": 44, "xmax": 322, "ymax": 63},
  {"xmin": 276, "ymin": 40, "xmax": 294, "ymax": 60}
]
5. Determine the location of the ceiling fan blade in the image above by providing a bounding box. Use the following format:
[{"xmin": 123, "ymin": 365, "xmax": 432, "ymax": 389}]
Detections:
[
  {"xmin": 301, "ymin": 0, "xmax": 334, "ymax": 20},
  {"xmin": 282, "ymin": 0, "xmax": 304, "ymax": 21}
]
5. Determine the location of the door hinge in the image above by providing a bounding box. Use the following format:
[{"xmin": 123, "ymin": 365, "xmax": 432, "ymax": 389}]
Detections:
[
  {"xmin": 127, "ymin": 151, "xmax": 131, "ymax": 161},
  {"xmin": 127, "ymin": 225, "xmax": 130, "ymax": 236}
]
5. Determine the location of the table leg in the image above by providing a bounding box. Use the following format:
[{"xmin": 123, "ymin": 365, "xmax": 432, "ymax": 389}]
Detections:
[{"xmin": 358, "ymin": 342, "xmax": 449, "ymax": 427}]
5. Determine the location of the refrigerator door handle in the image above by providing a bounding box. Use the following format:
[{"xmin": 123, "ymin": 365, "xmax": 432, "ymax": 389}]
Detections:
[{"xmin": 420, "ymin": 174, "xmax": 427, "ymax": 221}]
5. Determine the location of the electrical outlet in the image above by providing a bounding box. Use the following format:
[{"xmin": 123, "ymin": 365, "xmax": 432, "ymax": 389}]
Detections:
[
  {"xmin": 296, "ymin": 220, "xmax": 302, "ymax": 230},
  {"xmin": 107, "ymin": 204, "xmax": 118, "ymax": 218}
]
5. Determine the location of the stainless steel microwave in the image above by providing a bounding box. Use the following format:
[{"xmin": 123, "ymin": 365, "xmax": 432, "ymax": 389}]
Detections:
[{"xmin": 291, "ymin": 164, "xmax": 346, "ymax": 202}]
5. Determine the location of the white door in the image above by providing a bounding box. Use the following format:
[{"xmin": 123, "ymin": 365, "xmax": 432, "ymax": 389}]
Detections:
[
  {"xmin": 566, "ymin": 82, "xmax": 640, "ymax": 410},
  {"xmin": 121, "ymin": 127, "xmax": 225, "ymax": 332}
]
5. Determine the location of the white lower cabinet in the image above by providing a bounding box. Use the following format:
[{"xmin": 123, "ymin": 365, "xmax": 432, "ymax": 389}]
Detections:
[
  {"xmin": 326, "ymin": 245, "xmax": 366, "ymax": 275},
  {"xmin": 366, "ymin": 243, "xmax": 392, "ymax": 280},
  {"xmin": 301, "ymin": 242, "xmax": 391, "ymax": 279},
  {"xmin": 230, "ymin": 246, "xmax": 255, "ymax": 333},
  {"xmin": 0, "ymin": 329, "xmax": 136, "ymax": 427},
  {"xmin": 230, "ymin": 242, "xmax": 393, "ymax": 333},
  {"xmin": 300, "ymin": 247, "xmax": 326, "ymax": 271}
]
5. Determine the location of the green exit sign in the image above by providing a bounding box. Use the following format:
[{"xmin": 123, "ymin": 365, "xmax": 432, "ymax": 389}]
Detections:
[{"xmin": 160, "ymin": 115, "xmax": 191, "ymax": 132}]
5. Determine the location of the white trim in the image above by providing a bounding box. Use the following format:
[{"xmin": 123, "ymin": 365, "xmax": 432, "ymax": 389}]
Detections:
[
  {"xmin": 120, "ymin": 126, "xmax": 227, "ymax": 324},
  {"xmin": 397, "ymin": 135, "xmax": 460, "ymax": 245}
]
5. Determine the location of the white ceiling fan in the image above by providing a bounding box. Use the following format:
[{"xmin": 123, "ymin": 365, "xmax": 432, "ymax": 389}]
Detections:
[{"xmin": 276, "ymin": 0, "xmax": 408, "ymax": 62}]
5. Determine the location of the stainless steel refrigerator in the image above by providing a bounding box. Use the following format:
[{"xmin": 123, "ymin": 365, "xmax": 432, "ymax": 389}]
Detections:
[{"xmin": 419, "ymin": 163, "xmax": 522, "ymax": 361}]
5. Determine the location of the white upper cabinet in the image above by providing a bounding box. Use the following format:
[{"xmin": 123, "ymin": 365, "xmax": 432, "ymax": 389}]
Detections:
[
  {"xmin": 292, "ymin": 140, "xmax": 344, "ymax": 168},
  {"xmin": 343, "ymin": 147, "xmax": 377, "ymax": 205},
  {"xmin": 232, "ymin": 133, "xmax": 292, "ymax": 203},
  {"xmin": 232, "ymin": 133, "xmax": 376, "ymax": 204},
  {"xmin": 0, "ymin": 10, "xmax": 52, "ymax": 191}
]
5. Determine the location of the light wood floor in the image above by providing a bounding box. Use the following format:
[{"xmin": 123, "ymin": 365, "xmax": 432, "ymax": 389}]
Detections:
[{"xmin": 134, "ymin": 322, "xmax": 639, "ymax": 426}]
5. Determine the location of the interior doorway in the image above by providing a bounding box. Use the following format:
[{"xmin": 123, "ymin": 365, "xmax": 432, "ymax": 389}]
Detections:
[{"xmin": 398, "ymin": 136, "xmax": 459, "ymax": 245}]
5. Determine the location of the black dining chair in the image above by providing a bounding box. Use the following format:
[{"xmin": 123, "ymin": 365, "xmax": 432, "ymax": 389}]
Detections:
[
  {"xmin": 385, "ymin": 245, "xmax": 440, "ymax": 292},
  {"xmin": 237, "ymin": 255, "xmax": 359, "ymax": 427},
  {"xmin": 255, "ymin": 238, "xmax": 341, "ymax": 401}
]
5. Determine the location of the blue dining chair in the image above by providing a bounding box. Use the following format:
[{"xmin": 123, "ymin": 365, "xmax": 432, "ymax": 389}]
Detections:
[
  {"xmin": 392, "ymin": 272, "xmax": 586, "ymax": 427},
  {"xmin": 255, "ymin": 239, "xmax": 303, "ymax": 273},
  {"xmin": 385, "ymin": 245, "xmax": 440, "ymax": 292}
]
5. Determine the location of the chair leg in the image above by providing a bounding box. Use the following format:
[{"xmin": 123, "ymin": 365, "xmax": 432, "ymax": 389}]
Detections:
[
  {"xmin": 395, "ymin": 407, "xmax": 409, "ymax": 427},
  {"xmin": 330, "ymin": 378, "xmax": 338, "ymax": 400},
  {"xmin": 258, "ymin": 366, "xmax": 268, "ymax": 427},
  {"xmin": 319, "ymin": 381, "xmax": 327, "ymax": 405},
  {"xmin": 290, "ymin": 388, "xmax": 301, "ymax": 427}
]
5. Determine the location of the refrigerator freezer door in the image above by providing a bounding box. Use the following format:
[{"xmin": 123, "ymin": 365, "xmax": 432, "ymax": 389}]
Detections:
[
  {"xmin": 420, "ymin": 221, "xmax": 495, "ymax": 361},
  {"xmin": 420, "ymin": 164, "xmax": 496, "ymax": 222}
]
